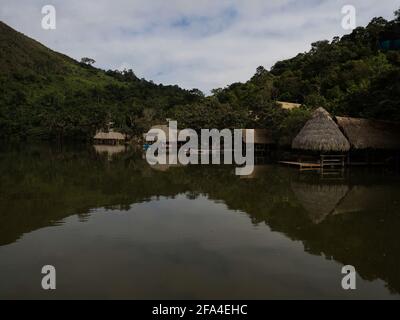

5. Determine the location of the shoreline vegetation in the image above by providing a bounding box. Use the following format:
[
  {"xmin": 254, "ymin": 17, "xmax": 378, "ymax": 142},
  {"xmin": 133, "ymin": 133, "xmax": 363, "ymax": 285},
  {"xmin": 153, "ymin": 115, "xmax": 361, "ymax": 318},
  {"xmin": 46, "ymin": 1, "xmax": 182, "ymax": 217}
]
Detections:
[{"xmin": 0, "ymin": 8, "xmax": 399, "ymax": 145}]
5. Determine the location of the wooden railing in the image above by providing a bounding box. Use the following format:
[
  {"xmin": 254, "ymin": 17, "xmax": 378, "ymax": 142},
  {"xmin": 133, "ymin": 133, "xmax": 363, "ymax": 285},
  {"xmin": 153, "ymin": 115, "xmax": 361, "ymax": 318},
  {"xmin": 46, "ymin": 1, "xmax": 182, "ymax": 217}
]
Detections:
[{"xmin": 320, "ymin": 155, "xmax": 346, "ymax": 168}]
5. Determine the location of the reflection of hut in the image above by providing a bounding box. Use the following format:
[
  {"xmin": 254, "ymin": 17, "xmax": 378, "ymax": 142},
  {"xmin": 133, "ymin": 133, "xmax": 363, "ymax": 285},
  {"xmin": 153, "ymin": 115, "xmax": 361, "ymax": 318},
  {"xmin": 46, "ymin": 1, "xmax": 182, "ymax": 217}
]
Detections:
[
  {"xmin": 94, "ymin": 145, "xmax": 127, "ymax": 159},
  {"xmin": 291, "ymin": 182, "xmax": 349, "ymax": 224},
  {"xmin": 242, "ymin": 129, "xmax": 274, "ymax": 154},
  {"xmin": 240, "ymin": 165, "xmax": 270, "ymax": 179},
  {"xmin": 333, "ymin": 185, "xmax": 400, "ymax": 215},
  {"xmin": 149, "ymin": 163, "xmax": 182, "ymax": 172},
  {"xmin": 94, "ymin": 130, "xmax": 127, "ymax": 145},
  {"xmin": 333, "ymin": 186, "xmax": 371, "ymax": 215},
  {"xmin": 292, "ymin": 108, "xmax": 350, "ymax": 153}
]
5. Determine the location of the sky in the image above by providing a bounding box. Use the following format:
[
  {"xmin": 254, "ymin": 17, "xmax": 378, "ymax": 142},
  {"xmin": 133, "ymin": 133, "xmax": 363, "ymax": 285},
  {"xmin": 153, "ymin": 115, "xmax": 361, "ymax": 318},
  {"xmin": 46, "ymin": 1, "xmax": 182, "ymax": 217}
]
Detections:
[{"xmin": 1, "ymin": 0, "xmax": 399, "ymax": 93}]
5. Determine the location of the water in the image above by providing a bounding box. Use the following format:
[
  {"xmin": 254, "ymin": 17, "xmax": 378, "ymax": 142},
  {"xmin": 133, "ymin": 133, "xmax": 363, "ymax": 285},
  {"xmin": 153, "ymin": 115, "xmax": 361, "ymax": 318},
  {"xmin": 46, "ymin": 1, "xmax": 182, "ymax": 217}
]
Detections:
[{"xmin": 0, "ymin": 144, "xmax": 399, "ymax": 299}]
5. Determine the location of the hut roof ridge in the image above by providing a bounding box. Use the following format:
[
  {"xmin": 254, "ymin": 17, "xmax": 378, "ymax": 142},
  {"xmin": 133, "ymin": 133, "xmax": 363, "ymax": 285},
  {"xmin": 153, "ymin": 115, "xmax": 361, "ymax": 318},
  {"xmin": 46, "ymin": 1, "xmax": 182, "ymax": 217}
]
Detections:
[{"xmin": 292, "ymin": 107, "xmax": 350, "ymax": 152}]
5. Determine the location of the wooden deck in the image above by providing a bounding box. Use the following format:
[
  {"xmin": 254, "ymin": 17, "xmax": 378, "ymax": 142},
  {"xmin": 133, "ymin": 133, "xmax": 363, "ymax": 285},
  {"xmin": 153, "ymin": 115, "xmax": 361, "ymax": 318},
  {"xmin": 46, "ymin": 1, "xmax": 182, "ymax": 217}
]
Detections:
[
  {"xmin": 280, "ymin": 155, "xmax": 347, "ymax": 170},
  {"xmin": 279, "ymin": 161, "xmax": 321, "ymax": 169}
]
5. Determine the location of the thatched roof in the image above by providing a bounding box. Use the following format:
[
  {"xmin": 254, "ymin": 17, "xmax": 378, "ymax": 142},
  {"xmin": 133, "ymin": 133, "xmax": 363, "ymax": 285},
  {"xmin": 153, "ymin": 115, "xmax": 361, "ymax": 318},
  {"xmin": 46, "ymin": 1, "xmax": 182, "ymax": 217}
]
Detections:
[
  {"xmin": 242, "ymin": 129, "xmax": 274, "ymax": 144},
  {"xmin": 291, "ymin": 182, "xmax": 349, "ymax": 224},
  {"xmin": 93, "ymin": 131, "xmax": 126, "ymax": 140},
  {"xmin": 277, "ymin": 101, "xmax": 301, "ymax": 110},
  {"xmin": 336, "ymin": 116, "xmax": 400, "ymax": 150},
  {"xmin": 292, "ymin": 107, "xmax": 350, "ymax": 152}
]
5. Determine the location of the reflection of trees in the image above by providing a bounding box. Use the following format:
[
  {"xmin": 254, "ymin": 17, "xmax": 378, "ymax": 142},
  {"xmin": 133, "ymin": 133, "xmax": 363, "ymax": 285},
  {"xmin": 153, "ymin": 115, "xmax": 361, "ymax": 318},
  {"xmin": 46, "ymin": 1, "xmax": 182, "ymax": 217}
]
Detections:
[
  {"xmin": 223, "ymin": 172, "xmax": 400, "ymax": 294},
  {"xmin": 0, "ymin": 145, "xmax": 400, "ymax": 293}
]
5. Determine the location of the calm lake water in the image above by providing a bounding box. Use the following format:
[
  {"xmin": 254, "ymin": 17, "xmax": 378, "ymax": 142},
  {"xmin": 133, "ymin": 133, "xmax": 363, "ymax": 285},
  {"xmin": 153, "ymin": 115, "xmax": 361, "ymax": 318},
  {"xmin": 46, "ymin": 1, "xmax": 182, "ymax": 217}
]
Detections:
[{"xmin": 0, "ymin": 144, "xmax": 399, "ymax": 299}]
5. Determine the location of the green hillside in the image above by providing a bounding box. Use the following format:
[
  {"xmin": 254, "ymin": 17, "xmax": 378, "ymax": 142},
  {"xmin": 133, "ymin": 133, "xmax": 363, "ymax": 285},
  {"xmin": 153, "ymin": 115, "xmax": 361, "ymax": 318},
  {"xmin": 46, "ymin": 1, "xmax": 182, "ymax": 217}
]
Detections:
[
  {"xmin": 1, "ymin": 7, "xmax": 400, "ymax": 142},
  {"xmin": 210, "ymin": 9, "xmax": 400, "ymax": 123},
  {"xmin": 0, "ymin": 21, "xmax": 201, "ymax": 140}
]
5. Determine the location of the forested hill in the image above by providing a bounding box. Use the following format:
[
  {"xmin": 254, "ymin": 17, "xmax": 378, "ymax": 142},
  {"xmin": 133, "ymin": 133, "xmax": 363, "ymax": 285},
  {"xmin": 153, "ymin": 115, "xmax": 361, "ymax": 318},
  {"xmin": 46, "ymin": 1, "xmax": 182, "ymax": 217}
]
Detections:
[
  {"xmin": 211, "ymin": 9, "xmax": 400, "ymax": 123},
  {"xmin": 0, "ymin": 21, "xmax": 202, "ymax": 140},
  {"xmin": 1, "ymin": 7, "xmax": 400, "ymax": 142}
]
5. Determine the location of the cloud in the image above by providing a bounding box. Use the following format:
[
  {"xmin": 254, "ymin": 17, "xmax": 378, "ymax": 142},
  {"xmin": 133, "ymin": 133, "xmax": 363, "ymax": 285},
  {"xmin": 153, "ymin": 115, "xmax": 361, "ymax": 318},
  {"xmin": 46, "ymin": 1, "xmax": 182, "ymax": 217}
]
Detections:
[{"xmin": 1, "ymin": 0, "xmax": 399, "ymax": 93}]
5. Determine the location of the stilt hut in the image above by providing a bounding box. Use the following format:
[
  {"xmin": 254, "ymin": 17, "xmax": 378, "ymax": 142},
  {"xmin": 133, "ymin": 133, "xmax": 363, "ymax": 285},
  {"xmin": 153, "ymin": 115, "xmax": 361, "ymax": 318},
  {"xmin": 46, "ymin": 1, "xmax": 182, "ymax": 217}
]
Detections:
[
  {"xmin": 336, "ymin": 116, "xmax": 400, "ymax": 166},
  {"xmin": 291, "ymin": 108, "xmax": 350, "ymax": 167},
  {"xmin": 93, "ymin": 130, "xmax": 127, "ymax": 145}
]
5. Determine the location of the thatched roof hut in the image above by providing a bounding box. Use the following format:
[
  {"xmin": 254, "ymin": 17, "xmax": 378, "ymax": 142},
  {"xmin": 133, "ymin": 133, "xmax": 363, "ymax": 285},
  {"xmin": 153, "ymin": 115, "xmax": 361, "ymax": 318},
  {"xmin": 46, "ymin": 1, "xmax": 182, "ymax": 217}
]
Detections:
[
  {"xmin": 93, "ymin": 130, "xmax": 126, "ymax": 145},
  {"xmin": 336, "ymin": 116, "xmax": 400, "ymax": 150},
  {"xmin": 292, "ymin": 107, "xmax": 350, "ymax": 152},
  {"xmin": 242, "ymin": 129, "xmax": 274, "ymax": 144}
]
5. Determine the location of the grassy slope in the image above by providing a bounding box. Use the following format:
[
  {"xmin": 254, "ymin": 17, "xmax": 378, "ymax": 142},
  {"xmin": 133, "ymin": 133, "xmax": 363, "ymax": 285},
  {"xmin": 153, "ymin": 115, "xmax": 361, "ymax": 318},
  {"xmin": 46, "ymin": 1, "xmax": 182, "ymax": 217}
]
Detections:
[
  {"xmin": 0, "ymin": 21, "xmax": 123, "ymax": 100},
  {"xmin": 0, "ymin": 21, "xmax": 200, "ymax": 139}
]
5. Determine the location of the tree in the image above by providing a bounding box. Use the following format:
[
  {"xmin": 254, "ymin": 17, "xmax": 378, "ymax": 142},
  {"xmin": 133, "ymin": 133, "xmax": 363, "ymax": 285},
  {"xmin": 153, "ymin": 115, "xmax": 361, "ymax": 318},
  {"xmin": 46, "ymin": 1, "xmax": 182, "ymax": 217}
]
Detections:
[
  {"xmin": 80, "ymin": 57, "xmax": 96, "ymax": 66},
  {"xmin": 255, "ymin": 66, "xmax": 268, "ymax": 77},
  {"xmin": 395, "ymin": 8, "xmax": 400, "ymax": 22},
  {"xmin": 189, "ymin": 88, "xmax": 205, "ymax": 97}
]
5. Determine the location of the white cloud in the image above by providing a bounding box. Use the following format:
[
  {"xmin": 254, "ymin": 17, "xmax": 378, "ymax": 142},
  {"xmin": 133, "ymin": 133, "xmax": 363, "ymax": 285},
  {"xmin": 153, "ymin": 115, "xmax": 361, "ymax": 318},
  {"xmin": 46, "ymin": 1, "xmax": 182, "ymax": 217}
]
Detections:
[{"xmin": 1, "ymin": 0, "xmax": 399, "ymax": 93}]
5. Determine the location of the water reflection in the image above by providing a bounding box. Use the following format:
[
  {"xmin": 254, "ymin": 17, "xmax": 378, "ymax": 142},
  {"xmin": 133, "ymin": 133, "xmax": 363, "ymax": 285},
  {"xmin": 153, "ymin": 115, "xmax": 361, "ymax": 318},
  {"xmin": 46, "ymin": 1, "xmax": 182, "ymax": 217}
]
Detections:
[
  {"xmin": 0, "ymin": 145, "xmax": 399, "ymax": 299},
  {"xmin": 291, "ymin": 183, "xmax": 349, "ymax": 224},
  {"xmin": 93, "ymin": 144, "xmax": 127, "ymax": 160}
]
